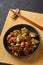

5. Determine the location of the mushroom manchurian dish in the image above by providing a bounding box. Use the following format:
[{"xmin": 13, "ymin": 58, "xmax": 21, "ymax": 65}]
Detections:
[{"xmin": 6, "ymin": 27, "xmax": 39, "ymax": 56}]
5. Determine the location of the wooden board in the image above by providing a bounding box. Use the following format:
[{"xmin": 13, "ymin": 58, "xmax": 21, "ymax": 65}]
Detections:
[{"xmin": 0, "ymin": 9, "xmax": 43, "ymax": 65}]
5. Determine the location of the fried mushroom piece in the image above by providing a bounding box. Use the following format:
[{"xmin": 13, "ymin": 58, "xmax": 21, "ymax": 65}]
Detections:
[
  {"xmin": 8, "ymin": 37, "xmax": 17, "ymax": 43},
  {"xmin": 24, "ymin": 35, "xmax": 31, "ymax": 41},
  {"xmin": 25, "ymin": 41, "xmax": 31, "ymax": 48},
  {"xmin": 23, "ymin": 48, "xmax": 29, "ymax": 55},
  {"xmin": 20, "ymin": 41, "xmax": 25, "ymax": 48},
  {"xmin": 6, "ymin": 32, "xmax": 12, "ymax": 40},
  {"xmin": 13, "ymin": 30, "xmax": 20, "ymax": 37},
  {"xmin": 29, "ymin": 32, "xmax": 37, "ymax": 38},
  {"xmin": 31, "ymin": 38, "xmax": 39, "ymax": 45}
]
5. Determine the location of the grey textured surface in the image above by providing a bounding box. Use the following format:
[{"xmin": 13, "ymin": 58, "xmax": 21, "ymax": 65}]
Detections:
[{"xmin": 0, "ymin": 0, "xmax": 43, "ymax": 33}]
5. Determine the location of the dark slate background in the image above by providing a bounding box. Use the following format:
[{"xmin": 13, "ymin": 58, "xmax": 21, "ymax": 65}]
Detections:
[{"xmin": 0, "ymin": 0, "xmax": 43, "ymax": 33}]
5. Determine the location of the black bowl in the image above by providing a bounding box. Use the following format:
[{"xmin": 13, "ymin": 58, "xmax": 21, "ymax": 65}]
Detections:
[{"xmin": 3, "ymin": 24, "xmax": 41, "ymax": 58}]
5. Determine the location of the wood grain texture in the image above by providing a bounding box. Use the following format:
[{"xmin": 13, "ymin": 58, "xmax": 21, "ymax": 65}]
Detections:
[
  {"xmin": 10, "ymin": 9, "xmax": 43, "ymax": 31},
  {"xmin": 0, "ymin": 9, "xmax": 43, "ymax": 65}
]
